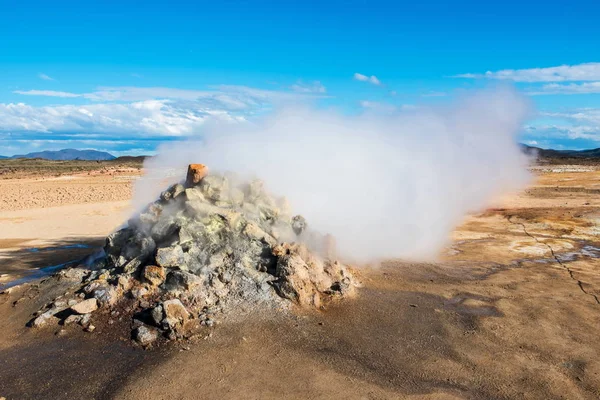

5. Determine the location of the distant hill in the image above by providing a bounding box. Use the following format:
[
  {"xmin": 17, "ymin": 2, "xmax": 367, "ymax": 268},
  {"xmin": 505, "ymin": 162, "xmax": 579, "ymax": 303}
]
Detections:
[
  {"xmin": 10, "ymin": 149, "xmax": 116, "ymax": 161},
  {"xmin": 521, "ymin": 144, "xmax": 600, "ymax": 164}
]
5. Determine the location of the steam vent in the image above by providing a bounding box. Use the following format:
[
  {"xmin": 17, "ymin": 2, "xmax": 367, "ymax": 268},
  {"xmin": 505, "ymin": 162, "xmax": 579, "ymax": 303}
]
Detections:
[{"xmin": 30, "ymin": 164, "xmax": 356, "ymax": 347}]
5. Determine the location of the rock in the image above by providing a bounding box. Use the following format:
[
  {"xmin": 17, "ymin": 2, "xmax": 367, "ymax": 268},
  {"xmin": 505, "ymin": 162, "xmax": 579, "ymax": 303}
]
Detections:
[
  {"xmin": 80, "ymin": 313, "xmax": 92, "ymax": 326},
  {"xmin": 272, "ymin": 243, "xmax": 354, "ymax": 307},
  {"xmin": 150, "ymin": 305, "xmax": 164, "ymax": 326},
  {"xmin": 164, "ymin": 270, "xmax": 202, "ymax": 292},
  {"xmin": 291, "ymin": 215, "xmax": 307, "ymax": 235},
  {"xmin": 59, "ymin": 268, "xmax": 88, "ymax": 282},
  {"xmin": 155, "ymin": 245, "xmax": 185, "ymax": 268},
  {"xmin": 186, "ymin": 164, "xmax": 208, "ymax": 186},
  {"xmin": 162, "ymin": 299, "xmax": 190, "ymax": 331},
  {"xmin": 70, "ymin": 298, "xmax": 98, "ymax": 314},
  {"xmin": 117, "ymin": 275, "xmax": 133, "ymax": 292},
  {"xmin": 131, "ymin": 285, "xmax": 149, "ymax": 299},
  {"xmin": 85, "ymin": 324, "xmax": 95, "ymax": 332},
  {"xmin": 122, "ymin": 256, "xmax": 144, "ymax": 274},
  {"xmin": 134, "ymin": 325, "xmax": 159, "ymax": 346},
  {"xmin": 184, "ymin": 187, "xmax": 206, "ymax": 202},
  {"xmin": 161, "ymin": 183, "xmax": 186, "ymax": 202},
  {"xmin": 143, "ymin": 265, "xmax": 166, "ymax": 286},
  {"xmin": 230, "ymin": 188, "xmax": 244, "ymax": 206},
  {"xmin": 63, "ymin": 314, "xmax": 83, "ymax": 325},
  {"xmin": 200, "ymin": 175, "xmax": 229, "ymax": 202},
  {"xmin": 92, "ymin": 284, "xmax": 120, "ymax": 306},
  {"xmin": 31, "ymin": 311, "xmax": 58, "ymax": 328}
]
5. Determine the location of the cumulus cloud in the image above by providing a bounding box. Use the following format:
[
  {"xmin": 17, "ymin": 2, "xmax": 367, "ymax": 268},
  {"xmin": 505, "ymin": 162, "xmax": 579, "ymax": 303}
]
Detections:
[
  {"xmin": 454, "ymin": 62, "xmax": 600, "ymax": 82},
  {"xmin": 38, "ymin": 73, "xmax": 55, "ymax": 81},
  {"xmin": 354, "ymin": 72, "xmax": 381, "ymax": 85},
  {"xmin": 0, "ymin": 100, "xmax": 244, "ymax": 136}
]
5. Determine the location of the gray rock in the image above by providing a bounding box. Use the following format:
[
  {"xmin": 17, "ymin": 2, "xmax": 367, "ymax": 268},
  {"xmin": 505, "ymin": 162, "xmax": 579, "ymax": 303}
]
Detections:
[
  {"xmin": 150, "ymin": 305, "xmax": 164, "ymax": 326},
  {"xmin": 92, "ymin": 285, "xmax": 120, "ymax": 306},
  {"xmin": 184, "ymin": 187, "xmax": 206, "ymax": 202},
  {"xmin": 200, "ymin": 175, "xmax": 229, "ymax": 202},
  {"xmin": 291, "ymin": 215, "xmax": 307, "ymax": 235},
  {"xmin": 164, "ymin": 270, "xmax": 202, "ymax": 292},
  {"xmin": 63, "ymin": 314, "xmax": 83, "ymax": 325},
  {"xmin": 155, "ymin": 245, "xmax": 185, "ymax": 268},
  {"xmin": 134, "ymin": 325, "xmax": 159, "ymax": 346}
]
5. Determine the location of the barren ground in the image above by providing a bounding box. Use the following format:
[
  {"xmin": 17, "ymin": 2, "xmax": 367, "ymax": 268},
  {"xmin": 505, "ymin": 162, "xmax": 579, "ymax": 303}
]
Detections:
[{"xmin": 0, "ymin": 162, "xmax": 599, "ymax": 399}]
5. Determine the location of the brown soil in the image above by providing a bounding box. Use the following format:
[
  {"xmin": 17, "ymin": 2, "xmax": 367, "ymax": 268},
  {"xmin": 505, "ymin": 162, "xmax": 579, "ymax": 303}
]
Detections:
[{"xmin": 0, "ymin": 166, "xmax": 599, "ymax": 399}]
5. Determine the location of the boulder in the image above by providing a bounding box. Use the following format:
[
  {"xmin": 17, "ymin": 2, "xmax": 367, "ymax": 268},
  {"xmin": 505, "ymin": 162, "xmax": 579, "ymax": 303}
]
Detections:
[
  {"xmin": 70, "ymin": 298, "xmax": 98, "ymax": 314},
  {"xmin": 186, "ymin": 164, "xmax": 208, "ymax": 186}
]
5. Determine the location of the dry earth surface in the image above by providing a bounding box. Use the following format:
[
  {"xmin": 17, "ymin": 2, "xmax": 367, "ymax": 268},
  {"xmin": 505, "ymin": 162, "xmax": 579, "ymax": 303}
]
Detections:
[{"xmin": 0, "ymin": 162, "xmax": 599, "ymax": 399}]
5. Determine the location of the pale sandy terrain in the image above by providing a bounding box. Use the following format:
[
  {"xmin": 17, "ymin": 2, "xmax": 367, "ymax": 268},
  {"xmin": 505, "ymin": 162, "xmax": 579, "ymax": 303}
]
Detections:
[{"xmin": 0, "ymin": 165, "xmax": 599, "ymax": 399}]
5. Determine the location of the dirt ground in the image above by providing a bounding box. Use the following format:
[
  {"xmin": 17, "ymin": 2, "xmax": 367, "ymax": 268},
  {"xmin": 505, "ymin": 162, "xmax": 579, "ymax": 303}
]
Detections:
[{"xmin": 0, "ymin": 163, "xmax": 599, "ymax": 399}]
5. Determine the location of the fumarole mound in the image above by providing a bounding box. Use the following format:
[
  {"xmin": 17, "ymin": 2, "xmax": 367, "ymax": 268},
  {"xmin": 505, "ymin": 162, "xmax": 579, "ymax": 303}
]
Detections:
[{"xmin": 30, "ymin": 164, "xmax": 357, "ymax": 346}]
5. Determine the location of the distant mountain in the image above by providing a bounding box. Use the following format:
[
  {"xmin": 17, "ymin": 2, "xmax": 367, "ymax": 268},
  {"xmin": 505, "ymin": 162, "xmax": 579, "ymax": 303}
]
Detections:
[
  {"xmin": 10, "ymin": 149, "xmax": 116, "ymax": 161},
  {"xmin": 521, "ymin": 144, "xmax": 600, "ymax": 158},
  {"xmin": 0, "ymin": 155, "xmax": 8, "ymax": 159}
]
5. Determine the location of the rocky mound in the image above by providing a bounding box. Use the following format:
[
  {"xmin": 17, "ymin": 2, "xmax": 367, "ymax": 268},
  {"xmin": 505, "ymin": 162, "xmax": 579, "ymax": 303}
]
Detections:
[{"xmin": 29, "ymin": 164, "xmax": 357, "ymax": 346}]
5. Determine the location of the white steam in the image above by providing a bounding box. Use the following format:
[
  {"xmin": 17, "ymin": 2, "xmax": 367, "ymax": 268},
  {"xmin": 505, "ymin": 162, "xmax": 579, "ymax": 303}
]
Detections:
[{"xmin": 134, "ymin": 88, "xmax": 531, "ymax": 262}]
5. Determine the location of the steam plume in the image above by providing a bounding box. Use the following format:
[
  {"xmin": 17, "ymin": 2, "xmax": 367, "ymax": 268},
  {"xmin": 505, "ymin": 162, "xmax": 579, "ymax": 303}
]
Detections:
[{"xmin": 134, "ymin": 87, "xmax": 531, "ymax": 262}]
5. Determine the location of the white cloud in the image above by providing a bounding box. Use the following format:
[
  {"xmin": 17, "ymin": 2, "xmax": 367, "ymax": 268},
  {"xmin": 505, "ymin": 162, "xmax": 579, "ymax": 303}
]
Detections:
[
  {"xmin": 354, "ymin": 73, "xmax": 381, "ymax": 85},
  {"xmin": 454, "ymin": 62, "xmax": 600, "ymax": 82},
  {"xmin": 527, "ymin": 82, "xmax": 600, "ymax": 95},
  {"xmin": 3, "ymin": 84, "xmax": 327, "ymax": 138},
  {"xmin": 38, "ymin": 73, "xmax": 55, "ymax": 81},
  {"xmin": 14, "ymin": 90, "xmax": 80, "ymax": 98},
  {"xmin": 13, "ymin": 85, "xmax": 323, "ymax": 107},
  {"xmin": 0, "ymin": 100, "xmax": 244, "ymax": 136},
  {"xmin": 290, "ymin": 80, "xmax": 326, "ymax": 94}
]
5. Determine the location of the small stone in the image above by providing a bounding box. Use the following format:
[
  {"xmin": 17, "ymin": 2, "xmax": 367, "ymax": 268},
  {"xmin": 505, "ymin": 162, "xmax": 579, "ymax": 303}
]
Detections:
[
  {"xmin": 131, "ymin": 285, "xmax": 150, "ymax": 299},
  {"xmin": 186, "ymin": 164, "xmax": 208, "ymax": 186},
  {"xmin": 85, "ymin": 324, "xmax": 95, "ymax": 332},
  {"xmin": 150, "ymin": 305, "xmax": 164, "ymax": 326},
  {"xmin": 162, "ymin": 299, "xmax": 190, "ymax": 330},
  {"xmin": 143, "ymin": 265, "xmax": 166, "ymax": 286},
  {"xmin": 291, "ymin": 215, "xmax": 307, "ymax": 235},
  {"xmin": 134, "ymin": 325, "xmax": 159, "ymax": 346},
  {"xmin": 55, "ymin": 329, "xmax": 67, "ymax": 336},
  {"xmin": 67, "ymin": 298, "xmax": 79, "ymax": 306},
  {"xmin": 70, "ymin": 298, "xmax": 98, "ymax": 314},
  {"xmin": 63, "ymin": 314, "xmax": 83, "ymax": 325},
  {"xmin": 79, "ymin": 313, "xmax": 92, "ymax": 327}
]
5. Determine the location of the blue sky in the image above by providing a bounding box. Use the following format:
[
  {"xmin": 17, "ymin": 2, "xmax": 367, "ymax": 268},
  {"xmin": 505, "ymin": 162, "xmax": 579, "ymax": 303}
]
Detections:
[{"xmin": 2, "ymin": 0, "xmax": 600, "ymax": 155}]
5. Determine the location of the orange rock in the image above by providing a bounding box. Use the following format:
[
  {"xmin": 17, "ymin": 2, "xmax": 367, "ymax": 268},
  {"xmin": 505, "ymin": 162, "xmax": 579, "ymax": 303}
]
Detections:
[{"xmin": 186, "ymin": 164, "xmax": 208, "ymax": 186}]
